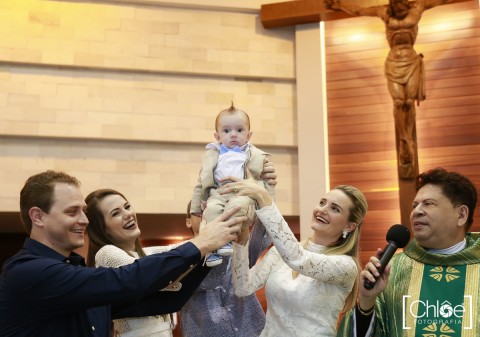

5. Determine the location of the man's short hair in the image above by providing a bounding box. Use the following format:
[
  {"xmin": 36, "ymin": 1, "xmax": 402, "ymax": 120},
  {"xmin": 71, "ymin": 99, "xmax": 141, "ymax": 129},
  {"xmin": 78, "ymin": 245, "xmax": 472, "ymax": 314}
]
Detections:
[
  {"xmin": 416, "ymin": 167, "xmax": 478, "ymax": 230},
  {"xmin": 19, "ymin": 170, "xmax": 80, "ymax": 234}
]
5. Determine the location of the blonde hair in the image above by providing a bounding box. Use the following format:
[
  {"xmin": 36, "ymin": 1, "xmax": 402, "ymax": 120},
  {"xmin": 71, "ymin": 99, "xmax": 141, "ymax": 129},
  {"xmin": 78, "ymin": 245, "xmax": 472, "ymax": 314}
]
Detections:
[{"xmin": 293, "ymin": 185, "xmax": 368, "ymax": 312}]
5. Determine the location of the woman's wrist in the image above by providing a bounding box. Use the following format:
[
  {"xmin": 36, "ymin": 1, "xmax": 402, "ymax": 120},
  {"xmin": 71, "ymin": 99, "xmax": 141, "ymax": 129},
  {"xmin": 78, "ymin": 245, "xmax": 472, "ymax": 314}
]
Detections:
[
  {"xmin": 256, "ymin": 190, "xmax": 273, "ymax": 209},
  {"xmin": 356, "ymin": 302, "xmax": 375, "ymax": 316},
  {"xmin": 357, "ymin": 297, "xmax": 376, "ymax": 315},
  {"xmin": 237, "ymin": 228, "xmax": 249, "ymax": 245}
]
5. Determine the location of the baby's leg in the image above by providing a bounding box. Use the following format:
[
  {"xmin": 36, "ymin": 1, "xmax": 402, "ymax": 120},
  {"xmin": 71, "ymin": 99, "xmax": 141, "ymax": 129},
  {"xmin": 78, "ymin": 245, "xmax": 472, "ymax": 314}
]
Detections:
[
  {"xmin": 202, "ymin": 191, "xmax": 229, "ymax": 264},
  {"xmin": 202, "ymin": 190, "xmax": 226, "ymax": 224},
  {"xmin": 224, "ymin": 195, "xmax": 256, "ymax": 231}
]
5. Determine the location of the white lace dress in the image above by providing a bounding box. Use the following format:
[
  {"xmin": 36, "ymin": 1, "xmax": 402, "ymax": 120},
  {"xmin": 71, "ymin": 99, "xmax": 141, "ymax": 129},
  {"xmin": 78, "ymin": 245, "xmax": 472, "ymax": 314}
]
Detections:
[
  {"xmin": 232, "ymin": 203, "xmax": 358, "ymax": 337},
  {"xmin": 96, "ymin": 245, "xmax": 178, "ymax": 337}
]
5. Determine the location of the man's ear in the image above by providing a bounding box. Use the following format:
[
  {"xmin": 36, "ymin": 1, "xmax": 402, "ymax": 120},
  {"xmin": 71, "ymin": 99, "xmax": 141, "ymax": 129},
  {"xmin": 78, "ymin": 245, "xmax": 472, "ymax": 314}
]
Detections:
[
  {"xmin": 457, "ymin": 205, "xmax": 469, "ymax": 228},
  {"xmin": 29, "ymin": 207, "xmax": 45, "ymax": 228}
]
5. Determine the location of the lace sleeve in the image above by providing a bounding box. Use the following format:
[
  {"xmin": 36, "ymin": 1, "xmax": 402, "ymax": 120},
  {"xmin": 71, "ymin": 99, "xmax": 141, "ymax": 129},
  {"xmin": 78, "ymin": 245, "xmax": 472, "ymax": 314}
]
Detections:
[
  {"xmin": 247, "ymin": 217, "xmax": 272, "ymax": 267},
  {"xmin": 256, "ymin": 203, "xmax": 357, "ymax": 288},
  {"xmin": 95, "ymin": 245, "xmax": 136, "ymax": 268},
  {"xmin": 232, "ymin": 242, "xmax": 281, "ymax": 297}
]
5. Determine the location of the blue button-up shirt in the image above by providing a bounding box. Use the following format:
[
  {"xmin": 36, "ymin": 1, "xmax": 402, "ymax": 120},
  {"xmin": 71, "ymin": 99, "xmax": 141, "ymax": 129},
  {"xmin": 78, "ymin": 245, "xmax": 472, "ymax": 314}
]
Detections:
[
  {"xmin": 0, "ymin": 238, "xmax": 207, "ymax": 337},
  {"xmin": 180, "ymin": 219, "xmax": 272, "ymax": 337}
]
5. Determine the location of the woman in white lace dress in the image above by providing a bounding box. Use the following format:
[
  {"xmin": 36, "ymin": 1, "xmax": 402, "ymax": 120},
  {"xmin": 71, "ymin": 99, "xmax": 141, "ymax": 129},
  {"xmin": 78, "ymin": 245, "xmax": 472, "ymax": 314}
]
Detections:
[
  {"xmin": 223, "ymin": 180, "xmax": 368, "ymax": 337},
  {"xmin": 85, "ymin": 189, "xmax": 212, "ymax": 337}
]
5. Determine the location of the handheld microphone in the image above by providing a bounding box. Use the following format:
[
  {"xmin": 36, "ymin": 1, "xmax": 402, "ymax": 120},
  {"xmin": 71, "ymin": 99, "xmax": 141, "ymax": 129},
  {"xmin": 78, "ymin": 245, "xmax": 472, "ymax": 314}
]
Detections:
[{"xmin": 364, "ymin": 224, "xmax": 410, "ymax": 290}]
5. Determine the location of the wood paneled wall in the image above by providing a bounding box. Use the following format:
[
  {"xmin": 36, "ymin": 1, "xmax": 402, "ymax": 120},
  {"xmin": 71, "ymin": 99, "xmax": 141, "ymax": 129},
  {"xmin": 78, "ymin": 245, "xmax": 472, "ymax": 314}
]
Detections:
[{"xmin": 324, "ymin": 1, "xmax": 480, "ymax": 264}]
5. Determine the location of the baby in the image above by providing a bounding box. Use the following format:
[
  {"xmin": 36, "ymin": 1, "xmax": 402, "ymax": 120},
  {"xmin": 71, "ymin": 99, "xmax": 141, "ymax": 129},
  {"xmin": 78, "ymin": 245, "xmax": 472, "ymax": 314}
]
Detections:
[{"xmin": 191, "ymin": 103, "xmax": 275, "ymax": 266}]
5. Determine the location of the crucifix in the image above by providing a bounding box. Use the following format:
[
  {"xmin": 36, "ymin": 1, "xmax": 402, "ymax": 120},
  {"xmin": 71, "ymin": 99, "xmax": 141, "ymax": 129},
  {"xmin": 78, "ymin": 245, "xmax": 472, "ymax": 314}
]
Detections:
[{"xmin": 261, "ymin": 0, "xmax": 472, "ymax": 231}]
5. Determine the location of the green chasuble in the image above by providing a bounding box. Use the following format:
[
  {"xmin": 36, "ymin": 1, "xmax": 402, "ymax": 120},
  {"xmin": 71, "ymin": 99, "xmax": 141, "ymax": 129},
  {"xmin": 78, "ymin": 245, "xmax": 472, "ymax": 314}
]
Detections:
[{"xmin": 337, "ymin": 234, "xmax": 480, "ymax": 337}]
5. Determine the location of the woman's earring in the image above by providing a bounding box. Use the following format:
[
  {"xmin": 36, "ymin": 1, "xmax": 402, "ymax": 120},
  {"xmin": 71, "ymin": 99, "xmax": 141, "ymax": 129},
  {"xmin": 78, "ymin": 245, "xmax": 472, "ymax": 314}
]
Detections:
[{"xmin": 342, "ymin": 230, "xmax": 348, "ymax": 239}]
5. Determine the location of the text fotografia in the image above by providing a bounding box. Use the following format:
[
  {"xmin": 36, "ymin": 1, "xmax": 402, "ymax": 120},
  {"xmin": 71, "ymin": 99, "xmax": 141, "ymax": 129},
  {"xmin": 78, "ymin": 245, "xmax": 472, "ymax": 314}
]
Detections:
[
  {"xmin": 402, "ymin": 296, "xmax": 473, "ymax": 330},
  {"xmin": 415, "ymin": 318, "xmax": 462, "ymax": 325}
]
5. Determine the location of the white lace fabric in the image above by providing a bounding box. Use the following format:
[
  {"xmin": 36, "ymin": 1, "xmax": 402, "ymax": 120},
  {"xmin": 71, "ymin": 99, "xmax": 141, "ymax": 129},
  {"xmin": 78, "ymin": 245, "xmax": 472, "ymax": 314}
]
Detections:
[{"xmin": 232, "ymin": 203, "xmax": 358, "ymax": 337}]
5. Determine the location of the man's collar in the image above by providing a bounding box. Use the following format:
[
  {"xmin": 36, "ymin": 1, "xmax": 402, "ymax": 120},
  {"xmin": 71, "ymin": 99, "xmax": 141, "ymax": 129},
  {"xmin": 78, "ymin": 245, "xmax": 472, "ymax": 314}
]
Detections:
[
  {"xmin": 404, "ymin": 235, "xmax": 480, "ymax": 266},
  {"xmin": 428, "ymin": 238, "xmax": 466, "ymax": 255},
  {"xmin": 24, "ymin": 237, "xmax": 86, "ymax": 266}
]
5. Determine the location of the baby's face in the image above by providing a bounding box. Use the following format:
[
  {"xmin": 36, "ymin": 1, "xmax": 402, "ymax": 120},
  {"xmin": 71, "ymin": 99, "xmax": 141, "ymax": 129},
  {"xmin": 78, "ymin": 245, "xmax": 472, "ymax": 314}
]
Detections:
[{"xmin": 214, "ymin": 113, "xmax": 252, "ymax": 148}]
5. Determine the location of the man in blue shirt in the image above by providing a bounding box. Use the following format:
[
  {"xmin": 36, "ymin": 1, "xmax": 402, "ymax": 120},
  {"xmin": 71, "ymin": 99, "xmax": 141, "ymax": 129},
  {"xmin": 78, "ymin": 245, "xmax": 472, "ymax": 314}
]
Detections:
[
  {"xmin": 0, "ymin": 170, "xmax": 244, "ymax": 337},
  {"xmin": 180, "ymin": 202, "xmax": 271, "ymax": 337}
]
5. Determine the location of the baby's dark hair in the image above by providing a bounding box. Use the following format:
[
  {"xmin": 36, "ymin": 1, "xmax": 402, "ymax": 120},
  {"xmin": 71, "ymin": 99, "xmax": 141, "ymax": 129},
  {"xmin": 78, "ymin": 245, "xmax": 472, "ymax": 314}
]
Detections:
[{"xmin": 215, "ymin": 102, "xmax": 250, "ymax": 131}]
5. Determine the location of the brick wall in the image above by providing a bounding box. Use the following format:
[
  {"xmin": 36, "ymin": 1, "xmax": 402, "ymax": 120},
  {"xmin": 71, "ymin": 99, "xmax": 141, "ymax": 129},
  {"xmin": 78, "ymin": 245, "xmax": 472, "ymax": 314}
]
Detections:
[{"xmin": 0, "ymin": 0, "xmax": 298, "ymax": 217}]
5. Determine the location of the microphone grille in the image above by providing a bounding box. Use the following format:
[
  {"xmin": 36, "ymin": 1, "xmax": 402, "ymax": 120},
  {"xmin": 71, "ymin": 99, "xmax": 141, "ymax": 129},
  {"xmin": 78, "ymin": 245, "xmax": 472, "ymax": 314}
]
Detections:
[{"xmin": 386, "ymin": 224, "xmax": 411, "ymax": 248}]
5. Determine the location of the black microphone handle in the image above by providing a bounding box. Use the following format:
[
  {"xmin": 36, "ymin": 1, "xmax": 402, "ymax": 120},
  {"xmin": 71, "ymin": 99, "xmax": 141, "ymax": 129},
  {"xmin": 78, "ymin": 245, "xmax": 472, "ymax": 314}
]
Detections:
[{"xmin": 364, "ymin": 241, "xmax": 398, "ymax": 290}]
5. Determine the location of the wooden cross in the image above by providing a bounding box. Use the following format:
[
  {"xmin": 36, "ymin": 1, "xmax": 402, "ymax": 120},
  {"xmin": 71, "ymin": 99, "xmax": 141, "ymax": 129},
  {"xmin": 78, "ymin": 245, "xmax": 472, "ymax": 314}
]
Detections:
[
  {"xmin": 261, "ymin": 0, "xmax": 350, "ymax": 28},
  {"xmin": 260, "ymin": 0, "xmax": 473, "ymax": 228},
  {"xmin": 260, "ymin": 0, "xmax": 471, "ymax": 28}
]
